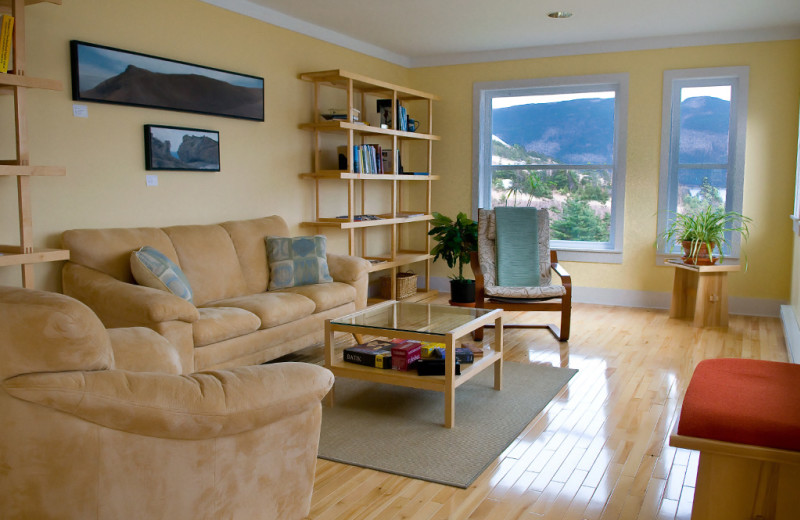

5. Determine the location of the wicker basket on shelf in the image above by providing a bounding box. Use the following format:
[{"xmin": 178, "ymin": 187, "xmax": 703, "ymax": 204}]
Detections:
[{"xmin": 380, "ymin": 271, "xmax": 418, "ymax": 300}]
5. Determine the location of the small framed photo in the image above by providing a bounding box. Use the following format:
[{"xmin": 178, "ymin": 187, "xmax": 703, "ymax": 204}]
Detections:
[{"xmin": 144, "ymin": 125, "xmax": 220, "ymax": 171}]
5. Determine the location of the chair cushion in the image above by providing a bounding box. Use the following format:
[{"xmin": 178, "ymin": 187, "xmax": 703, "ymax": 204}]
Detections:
[
  {"xmin": 130, "ymin": 246, "xmax": 194, "ymax": 302},
  {"xmin": 486, "ymin": 285, "xmax": 566, "ymax": 299},
  {"xmin": 478, "ymin": 208, "xmax": 557, "ymax": 296},
  {"xmin": 265, "ymin": 235, "xmax": 333, "ymax": 290},
  {"xmin": 494, "ymin": 207, "xmax": 542, "ymax": 287},
  {"xmin": 193, "ymin": 307, "xmax": 262, "ymax": 347},
  {"xmin": 677, "ymin": 358, "xmax": 800, "ymax": 452},
  {"xmin": 203, "ymin": 292, "xmax": 316, "ymax": 329}
]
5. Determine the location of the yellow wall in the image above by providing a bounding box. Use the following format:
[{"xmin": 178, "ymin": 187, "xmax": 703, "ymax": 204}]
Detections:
[
  {"xmin": 412, "ymin": 41, "xmax": 800, "ymax": 302},
  {"xmin": 0, "ymin": 0, "xmax": 409, "ymax": 289},
  {"xmin": 2, "ymin": 0, "xmax": 799, "ymax": 307}
]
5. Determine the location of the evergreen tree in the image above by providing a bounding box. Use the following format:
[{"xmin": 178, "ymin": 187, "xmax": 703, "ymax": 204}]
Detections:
[{"xmin": 551, "ymin": 198, "xmax": 610, "ymax": 241}]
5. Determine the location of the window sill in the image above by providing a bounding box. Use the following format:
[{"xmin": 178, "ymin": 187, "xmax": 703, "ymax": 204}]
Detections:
[{"xmin": 556, "ymin": 249, "xmax": 622, "ymax": 264}]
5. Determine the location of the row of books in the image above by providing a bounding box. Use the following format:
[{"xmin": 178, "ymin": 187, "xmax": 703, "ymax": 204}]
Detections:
[
  {"xmin": 343, "ymin": 339, "xmax": 483, "ymax": 376},
  {"xmin": 0, "ymin": 15, "xmax": 14, "ymax": 74},
  {"xmin": 338, "ymin": 145, "xmax": 395, "ymax": 174}
]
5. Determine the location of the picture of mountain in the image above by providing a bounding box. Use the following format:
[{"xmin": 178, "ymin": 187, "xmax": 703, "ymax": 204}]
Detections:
[
  {"xmin": 145, "ymin": 125, "xmax": 220, "ymax": 171},
  {"xmin": 71, "ymin": 41, "xmax": 264, "ymax": 121}
]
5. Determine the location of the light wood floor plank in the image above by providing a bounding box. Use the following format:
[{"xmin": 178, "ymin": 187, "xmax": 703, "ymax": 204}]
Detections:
[{"xmin": 296, "ymin": 301, "xmax": 788, "ymax": 519}]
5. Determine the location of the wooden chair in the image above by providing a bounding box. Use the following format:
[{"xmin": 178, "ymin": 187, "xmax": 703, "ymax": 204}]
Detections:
[{"xmin": 471, "ymin": 208, "xmax": 572, "ymax": 342}]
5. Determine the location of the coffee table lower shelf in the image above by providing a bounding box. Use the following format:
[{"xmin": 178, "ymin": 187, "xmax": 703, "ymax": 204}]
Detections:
[{"xmin": 323, "ymin": 302, "xmax": 503, "ymax": 428}]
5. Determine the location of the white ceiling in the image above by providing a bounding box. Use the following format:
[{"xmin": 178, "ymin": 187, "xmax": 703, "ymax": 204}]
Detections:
[{"xmin": 203, "ymin": 0, "xmax": 800, "ymax": 67}]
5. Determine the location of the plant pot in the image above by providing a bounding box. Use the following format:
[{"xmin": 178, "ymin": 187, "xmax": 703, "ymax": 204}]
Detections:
[
  {"xmin": 681, "ymin": 240, "xmax": 718, "ymax": 265},
  {"xmin": 449, "ymin": 279, "xmax": 476, "ymax": 303}
]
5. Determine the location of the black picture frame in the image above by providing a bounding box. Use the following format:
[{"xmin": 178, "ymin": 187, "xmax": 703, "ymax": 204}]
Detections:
[
  {"xmin": 71, "ymin": 40, "xmax": 264, "ymax": 121},
  {"xmin": 144, "ymin": 125, "xmax": 220, "ymax": 172}
]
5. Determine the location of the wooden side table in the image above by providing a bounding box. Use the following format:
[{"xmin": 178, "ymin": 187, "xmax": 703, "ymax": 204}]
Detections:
[{"xmin": 666, "ymin": 259, "xmax": 740, "ymax": 327}]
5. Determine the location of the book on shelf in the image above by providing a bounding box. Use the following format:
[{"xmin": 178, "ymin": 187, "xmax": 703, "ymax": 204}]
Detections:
[
  {"xmin": 0, "ymin": 15, "xmax": 14, "ymax": 74},
  {"xmin": 343, "ymin": 339, "xmax": 393, "ymax": 369}
]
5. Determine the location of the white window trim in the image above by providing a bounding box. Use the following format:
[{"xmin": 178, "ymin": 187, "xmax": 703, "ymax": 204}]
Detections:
[
  {"xmin": 656, "ymin": 66, "xmax": 749, "ymax": 263},
  {"xmin": 472, "ymin": 74, "xmax": 629, "ymax": 264}
]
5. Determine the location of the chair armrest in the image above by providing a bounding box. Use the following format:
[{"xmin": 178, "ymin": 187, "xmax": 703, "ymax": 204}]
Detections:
[
  {"xmin": 3, "ymin": 362, "xmax": 334, "ymax": 440},
  {"xmin": 550, "ymin": 251, "xmax": 572, "ymax": 292},
  {"xmin": 107, "ymin": 327, "xmax": 183, "ymax": 374},
  {"xmin": 63, "ymin": 262, "xmax": 199, "ymax": 327},
  {"xmin": 470, "ymin": 251, "xmax": 487, "ymax": 298}
]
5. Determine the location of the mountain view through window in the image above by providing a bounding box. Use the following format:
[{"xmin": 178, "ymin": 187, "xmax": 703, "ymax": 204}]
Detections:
[
  {"xmin": 490, "ymin": 92, "xmax": 616, "ymax": 242},
  {"xmin": 675, "ymin": 86, "xmax": 732, "ymax": 215}
]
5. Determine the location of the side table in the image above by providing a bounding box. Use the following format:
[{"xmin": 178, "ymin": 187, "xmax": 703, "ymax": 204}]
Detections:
[{"xmin": 666, "ymin": 259, "xmax": 740, "ymax": 327}]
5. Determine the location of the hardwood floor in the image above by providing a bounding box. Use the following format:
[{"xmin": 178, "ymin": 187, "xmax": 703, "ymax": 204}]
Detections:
[{"xmin": 300, "ymin": 300, "xmax": 788, "ymax": 519}]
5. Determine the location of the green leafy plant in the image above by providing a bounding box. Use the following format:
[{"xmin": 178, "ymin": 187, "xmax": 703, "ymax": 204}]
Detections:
[
  {"xmin": 659, "ymin": 205, "xmax": 752, "ymax": 264},
  {"xmin": 428, "ymin": 212, "xmax": 478, "ymax": 281}
]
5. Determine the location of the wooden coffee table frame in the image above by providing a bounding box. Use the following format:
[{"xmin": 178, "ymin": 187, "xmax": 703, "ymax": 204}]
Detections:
[{"xmin": 324, "ymin": 300, "xmax": 504, "ymax": 428}]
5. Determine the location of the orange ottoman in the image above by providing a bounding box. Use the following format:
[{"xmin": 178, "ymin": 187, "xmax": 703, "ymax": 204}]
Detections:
[{"xmin": 670, "ymin": 358, "xmax": 800, "ymax": 520}]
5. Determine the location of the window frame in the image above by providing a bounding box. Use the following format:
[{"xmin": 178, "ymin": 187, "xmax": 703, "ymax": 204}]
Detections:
[
  {"xmin": 656, "ymin": 66, "xmax": 749, "ymax": 260},
  {"xmin": 472, "ymin": 74, "xmax": 629, "ymax": 264}
]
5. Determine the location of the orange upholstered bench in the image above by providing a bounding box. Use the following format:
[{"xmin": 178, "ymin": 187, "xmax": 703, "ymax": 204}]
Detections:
[{"xmin": 670, "ymin": 358, "xmax": 800, "ymax": 520}]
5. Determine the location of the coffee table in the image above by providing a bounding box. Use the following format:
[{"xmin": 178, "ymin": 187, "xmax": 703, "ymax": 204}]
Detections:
[{"xmin": 324, "ymin": 300, "xmax": 504, "ymax": 428}]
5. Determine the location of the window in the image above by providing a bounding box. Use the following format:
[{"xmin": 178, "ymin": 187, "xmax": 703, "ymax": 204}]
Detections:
[
  {"xmin": 656, "ymin": 67, "xmax": 749, "ymax": 257},
  {"xmin": 473, "ymin": 74, "xmax": 629, "ymax": 263}
]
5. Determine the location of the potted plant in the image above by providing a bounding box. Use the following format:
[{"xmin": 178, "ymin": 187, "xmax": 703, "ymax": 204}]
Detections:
[
  {"xmin": 429, "ymin": 211, "xmax": 478, "ymax": 303},
  {"xmin": 660, "ymin": 205, "xmax": 752, "ymax": 265}
]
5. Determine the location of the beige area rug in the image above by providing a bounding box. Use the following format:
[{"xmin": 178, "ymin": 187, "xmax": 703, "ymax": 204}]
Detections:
[{"xmin": 318, "ymin": 362, "xmax": 577, "ymax": 488}]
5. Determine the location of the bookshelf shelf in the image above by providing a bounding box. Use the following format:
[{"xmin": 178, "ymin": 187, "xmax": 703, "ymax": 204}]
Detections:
[{"xmin": 299, "ymin": 69, "xmax": 439, "ymax": 301}]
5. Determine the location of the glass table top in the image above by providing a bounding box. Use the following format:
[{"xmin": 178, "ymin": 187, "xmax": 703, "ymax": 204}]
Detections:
[{"xmin": 331, "ymin": 301, "xmax": 498, "ymax": 337}]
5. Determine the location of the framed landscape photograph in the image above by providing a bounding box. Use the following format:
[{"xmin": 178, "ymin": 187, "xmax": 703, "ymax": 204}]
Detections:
[
  {"xmin": 71, "ymin": 40, "xmax": 264, "ymax": 121},
  {"xmin": 144, "ymin": 125, "xmax": 220, "ymax": 172}
]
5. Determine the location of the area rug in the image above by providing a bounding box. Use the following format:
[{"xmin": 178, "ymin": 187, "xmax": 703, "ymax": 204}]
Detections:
[{"xmin": 318, "ymin": 361, "xmax": 577, "ymax": 488}]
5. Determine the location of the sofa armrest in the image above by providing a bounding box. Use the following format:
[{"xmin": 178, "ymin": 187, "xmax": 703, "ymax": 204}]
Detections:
[
  {"xmin": 63, "ymin": 262, "xmax": 199, "ymax": 327},
  {"xmin": 107, "ymin": 327, "xmax": 183, "ymax": 375},
  {"xmin": 327, "ymin": 253, "xmax": 370, "ymax": 309},
  {"xmin": 327, "ymin": 253, "xmax": 370, "ymax": 282},
  {"xmin": 3, "ymin": 362, "xmax": 334, "ymax": 440}
]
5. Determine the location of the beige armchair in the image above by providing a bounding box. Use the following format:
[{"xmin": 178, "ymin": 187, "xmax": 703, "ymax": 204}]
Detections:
[{"xmin": 0, "ymin": 285, "xmax": 333, "ymax": 520}]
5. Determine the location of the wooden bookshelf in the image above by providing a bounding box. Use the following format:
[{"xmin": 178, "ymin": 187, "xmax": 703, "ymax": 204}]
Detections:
[
  {"xmin": 299, "ymin": 70, "xmax": 439, "ymax": 301},
  {"xmin": 0, "ymin": 0, "xmax": 68, "ymax": 288}
]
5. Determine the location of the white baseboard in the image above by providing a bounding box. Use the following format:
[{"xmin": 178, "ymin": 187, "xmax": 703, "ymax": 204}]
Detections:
[
  {"xmin": 780, "ymin": 305, "xmax": 800, "ymax": 363},
  {"xmin": 428, "ymin": 276, "xmax": 784, "ymax": 317}
]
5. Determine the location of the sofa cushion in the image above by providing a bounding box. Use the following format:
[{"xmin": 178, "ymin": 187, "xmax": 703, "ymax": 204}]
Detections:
[
  {"xmin": 279, "ymin": 282, "xmax": 356, "ymax": 313},
  {"xmin": 221, "ymin": 216, "xmax": 290, "ymax": 294},
  {"xmin": 265, "ymin": 236, "xmax": 333, "ymax": 290},
  {"xmin": 204, "ymin": 292, "xmax": 316, "ymax": 329},
  {"xmin": 62, "ymin": 227, "xmax": 178, "ymax": 283},
  {"xmin": 163, "ymin": 224, "xmax": 248, "ymax": 305},
  {"xmin": 130, "ymin": 246, "xmax": 194, "ymax": 302},
  {"xmin": 193, "ymin": 307, "xmax": 261, "ymax": 347}
]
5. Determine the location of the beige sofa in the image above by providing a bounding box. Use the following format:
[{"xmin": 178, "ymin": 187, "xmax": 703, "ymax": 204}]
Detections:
[
  {"xmin": 0, "ymin": 285, "xmax": 334, "ymax": 519},
  {"xmin": 62, "ymin": 215, "xmax": 370, "ymax": 373}
]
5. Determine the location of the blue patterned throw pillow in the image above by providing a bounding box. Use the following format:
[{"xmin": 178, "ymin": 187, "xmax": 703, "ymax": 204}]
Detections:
[
  {"xmin": 130, "ymin": 246, "xmax": 194, "ymax": 302},
  {"xmin": 265, "ymin": 235, "xmax": 333, "ymax": 290}
]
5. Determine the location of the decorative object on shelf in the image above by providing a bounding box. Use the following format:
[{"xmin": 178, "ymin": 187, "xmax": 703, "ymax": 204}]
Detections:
[
  {"xmin": 144, "ymin": 125, "xmax": 220, "ymax": 171},
  {"xmin": 0, "ymin": 14, "xmax": 13, "ymax": 74},
  {"xmin": 659, "ymin": 205, "xmax": 752, "ymax": 265},
  {"xmin": 406, "ymin": 118, "xmax": 419, "ymax": 132},
  {"xmin": 70, "ymin": 40, "xmax": 264, "ymax": 121},
  {"xmin": 381, "ymin": 271, "xmax": 418, "ymax": 299},
  {"xmin": 429, "ymin": 212, "xmax": 478, "ymax": 303}
]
